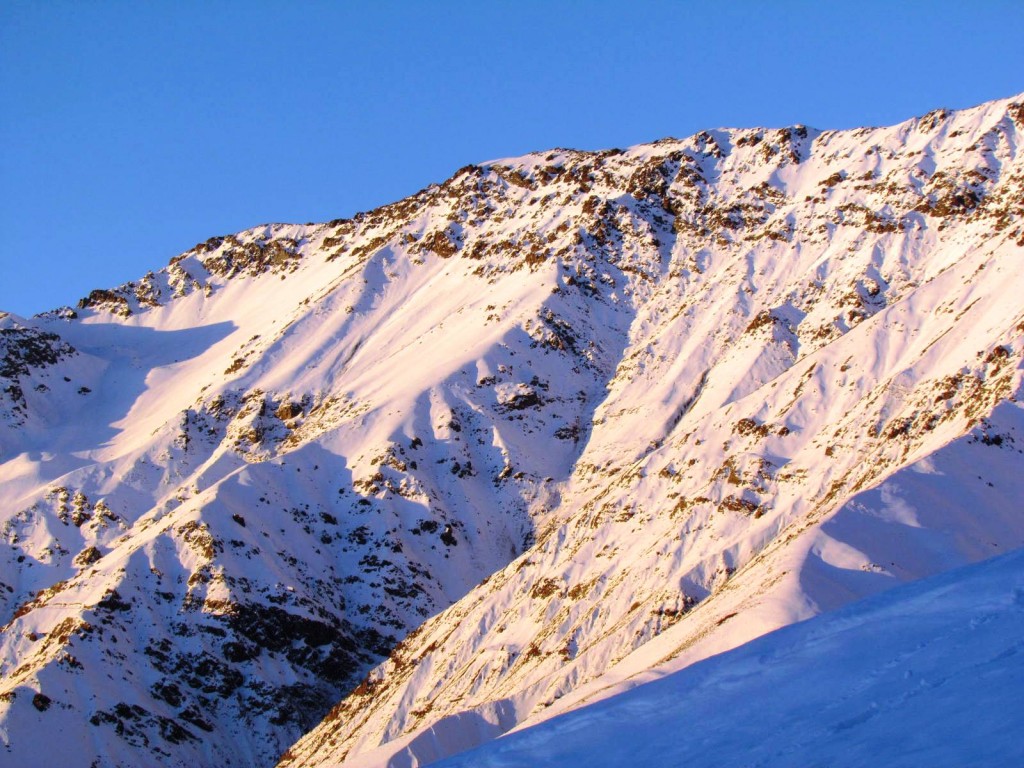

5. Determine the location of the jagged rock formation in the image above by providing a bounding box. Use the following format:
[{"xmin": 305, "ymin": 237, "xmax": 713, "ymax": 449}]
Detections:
[{"xmin": 1, "ymin": 93, "xmax": 1023, "ymax": 768}]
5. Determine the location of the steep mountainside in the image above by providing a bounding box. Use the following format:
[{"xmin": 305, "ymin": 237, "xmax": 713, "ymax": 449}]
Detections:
[{"xmin": 1, "ymin": 93, "xmax": 1023, "ymax": 767}]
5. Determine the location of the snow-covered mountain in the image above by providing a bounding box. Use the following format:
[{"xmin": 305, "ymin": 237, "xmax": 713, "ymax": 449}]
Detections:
[{"xmin": 2, "ymin": 93, "xmax": 1023, "ymax": 768}]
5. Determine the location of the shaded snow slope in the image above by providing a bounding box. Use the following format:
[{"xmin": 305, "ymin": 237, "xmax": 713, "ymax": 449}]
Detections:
[
  {"xmin": 1, "ymin": 93, "xmax": 1023, "ymax": 768},
  {"xmin": 433, "ymin": 546, "xmax": 1024, "ymax": 768}
]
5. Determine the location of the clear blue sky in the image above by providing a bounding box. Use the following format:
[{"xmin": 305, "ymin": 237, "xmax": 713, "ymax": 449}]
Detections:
[{"xmin": 3, "ymin": 1, "xmax": 1023, "ymax": 317}]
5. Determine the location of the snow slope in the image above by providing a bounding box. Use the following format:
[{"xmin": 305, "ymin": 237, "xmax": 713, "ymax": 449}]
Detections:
[
  {"xmin": 432, "ymin": 546, "xmax": 1024, "ymax": 768},
  {"xmin": 1, "ymin": 93, "xmax": 1023, "ymax": 768}
]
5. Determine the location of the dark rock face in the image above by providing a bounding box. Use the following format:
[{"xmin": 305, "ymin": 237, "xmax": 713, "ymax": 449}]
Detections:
[
  {"xmin": 0, "ymin": 327, "xmax": 76, "ymax": 380},
  {"xmin": 0, "ymin": 326, "xmax": 77, "ymax": 417}
]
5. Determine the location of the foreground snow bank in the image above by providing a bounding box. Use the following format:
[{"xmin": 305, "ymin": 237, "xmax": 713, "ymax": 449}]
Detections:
[{"xmin": 437, "ymin": 547, "xmax": 1024, "ymax": 767}]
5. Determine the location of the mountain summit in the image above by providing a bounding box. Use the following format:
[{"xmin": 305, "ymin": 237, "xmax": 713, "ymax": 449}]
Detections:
[{"xmin": 2, "ymin": 93, "xmax": 1023, "ymax": 768}]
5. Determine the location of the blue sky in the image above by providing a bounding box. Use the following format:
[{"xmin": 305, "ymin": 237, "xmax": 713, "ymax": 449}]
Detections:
[{"xmin": 2, "ymin": 1, "xmax": 1023, "ymax": 317}]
